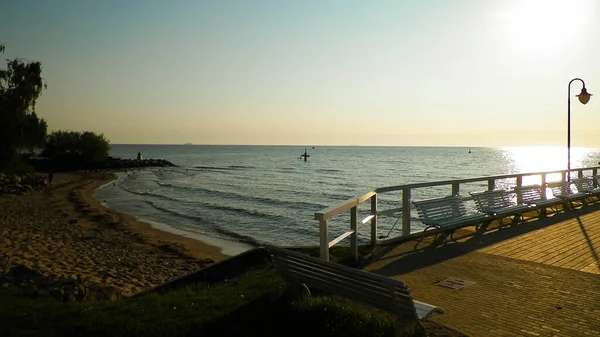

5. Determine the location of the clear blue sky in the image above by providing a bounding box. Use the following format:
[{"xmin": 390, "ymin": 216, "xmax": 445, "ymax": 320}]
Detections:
[{"xmin": 2, "ymin": 0, "xmax": 599, "ymax": 146}]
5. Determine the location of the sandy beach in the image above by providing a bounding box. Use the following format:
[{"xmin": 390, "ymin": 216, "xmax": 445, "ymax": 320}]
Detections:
[{"xmin": 0, "ymin": 171, "xmax": 228, "ymax": 297}]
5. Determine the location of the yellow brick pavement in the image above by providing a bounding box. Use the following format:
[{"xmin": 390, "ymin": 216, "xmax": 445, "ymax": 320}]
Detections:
[{"xmin": 364, "ymin": 205, "xmax": 600, "ymax": 336}]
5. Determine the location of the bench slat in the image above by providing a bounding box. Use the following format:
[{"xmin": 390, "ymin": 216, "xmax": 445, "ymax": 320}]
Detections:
[
  {"xmin": 278, "ymin": 259, "xmax": 414, "ymax": 305},
  {"xmin": 267, "ymin": 246, "xmax": 442, "ymax": 325},
  {"xmin": 413, "ymin": 195, "xmax": 484, "ymax": 229},
  {"xmin": 271, "ymin": 247, "xmax": 411, "ymax": 285},
  {"xmin": 547, "ymin": 181, "xmax": 589, "ymax": 203},
  {"xmin": 572, "ymin": 177, "xmax": 600, "ymax": 196},
  {"xmin": 275, "ymin": 256, "xmax": 414, "ymax": 302},
  {"xmin": 513, "ymin": 185, "xmax": 563, "ymax": 208},
  {"xmin": 469, "ymin": 189, "xmax": 531, "ymax": 218},
  {"xmin": 283, "ymin": 271, "xmax": 415, "ymax": 314},
  {"xmin": 277, "ymin": 261, "xmax": 417, "ymax": 313}
]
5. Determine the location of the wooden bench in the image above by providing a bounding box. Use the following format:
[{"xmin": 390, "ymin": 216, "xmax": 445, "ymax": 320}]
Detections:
[
  {"xmin": 469, "ymin": 189, "xmax": 531, "ymax": 226},
  {"xmin": 513, "ymin": 184, "xmax": 564, "ymax": 217},
  {"xmin": 266, "ymin": 245, "xmax": 442, "ymax": 331},
  {"xmin": 546, "ymin": 180, "xmax": 590, "ymax": 209},
  {"xmin": 412, "ymin": 195, "xmax": 488, "ymax": 242}
]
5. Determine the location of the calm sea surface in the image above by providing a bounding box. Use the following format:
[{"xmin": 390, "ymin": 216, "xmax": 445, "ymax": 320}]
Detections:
[{"xmin": 96, "ymin": 145, "xmax": 600, "ymax": 247}]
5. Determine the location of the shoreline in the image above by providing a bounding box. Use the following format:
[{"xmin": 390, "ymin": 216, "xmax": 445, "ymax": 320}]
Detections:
[
  {"xmin": 0, "ymin": 171, "xmax": 235, "ymax": 297},
  {"xmin": 95, "ymin": 171, "xmax": 254, "ymax": 257}
]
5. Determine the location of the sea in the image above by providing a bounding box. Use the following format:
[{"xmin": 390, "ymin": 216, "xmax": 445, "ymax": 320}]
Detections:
[{"xmin": 95, "ymin": 145, "xmax": 600, "ymax": 252}]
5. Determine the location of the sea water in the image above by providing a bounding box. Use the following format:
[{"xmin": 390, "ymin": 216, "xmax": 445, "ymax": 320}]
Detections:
[{"xmin": 95, "ymin": 145, "xmax": 600, "ymax": 248}]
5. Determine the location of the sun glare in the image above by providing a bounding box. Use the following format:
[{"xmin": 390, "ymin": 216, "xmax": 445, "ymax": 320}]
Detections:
[
  {"xmin": 501, "ymin": 146, "xmax": 597, "ymax": 185},
  {"xmin": 496, "ymin": 0, "xmax": 592, "ymax": 55}
]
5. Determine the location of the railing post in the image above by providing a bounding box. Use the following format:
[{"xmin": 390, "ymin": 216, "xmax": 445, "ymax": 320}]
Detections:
[
  {"xmin": 452, "ymin": 182, "xmax": 459, "ymax": 196},
  {"xmin": 370, "ymin": 194, "xmax": 377, "ymax": 245},
  {"xmin": 350, "ymin": 206, "xmax": 358, "ymax": 260},
  {"xmin": 402, "ymin": 188, "xmax": 411, "ymax": 236},
  {"xmin": 594, "ymin": 169, "xmax": 598, "ymax": 187},
  {"xmin": 319, "ymin": 219, "xmax": 329, "ymax": 261},
  {"xmin": 516, "ymin": 175, "xmax": 523, "ymax": 204},
  {"xmin": 541, "ymin": 173, "xmax": 547, "ymax": 199},
  {"xmin": 488, "ymin": 179, "xmax": 495, "ymax": 191},
  {"xmin": 578, "ymin": 170, "xmax": 583, "ymax": 178}
]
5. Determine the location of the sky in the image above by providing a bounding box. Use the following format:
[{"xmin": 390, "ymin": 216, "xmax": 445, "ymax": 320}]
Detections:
[{"xmin": 2, "ymin": 0, "xmax": 600, "ymax": 147}]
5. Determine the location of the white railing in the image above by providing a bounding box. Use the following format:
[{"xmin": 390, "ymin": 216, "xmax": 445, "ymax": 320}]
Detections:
[{"xmin": 314, "ymin": 166, "xmax": 600, "ymax": 261}]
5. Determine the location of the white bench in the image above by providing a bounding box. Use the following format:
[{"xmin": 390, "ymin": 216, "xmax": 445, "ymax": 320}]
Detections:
[
  {"xmin": 469, "ymin": 189, "xmax": 531, "ymax": 226},
  {"xmin": 413, "ymin": 195, "xmax": 488, "ymax": 242},
  {"xmin": 546, "ymin": 180, "xmax": 590, "ymax": 209},
  {"xmin": 266, "ymin": 245, "xmax": 443, "ymax": 332},
  {"xmin": 513, "ymin": 184, "xmax": 563, "ymax": 217},
  {"xmin": 571, "ymin": 177, "xmax": 600, "ymax": 198}
]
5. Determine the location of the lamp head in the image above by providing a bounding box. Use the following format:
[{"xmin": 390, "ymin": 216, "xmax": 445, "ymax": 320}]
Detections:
[{"xmin": 577, "ymin": 87, "xmax": 592, "ymax": 105}]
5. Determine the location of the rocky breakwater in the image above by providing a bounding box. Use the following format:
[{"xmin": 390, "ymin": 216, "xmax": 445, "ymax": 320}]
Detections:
[
  {"xmin": 104, "ymin": 157, "xmax": 177, "ymax": 169},
  {"xmin": 0, "ymin": 172, "xmax": 48, "ymax": 195}
]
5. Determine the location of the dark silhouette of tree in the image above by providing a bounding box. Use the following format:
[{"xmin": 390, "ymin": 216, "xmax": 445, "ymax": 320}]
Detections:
[
  {"xmin": 42, "ymin": 130, "xmax": 110, "ymax": 163},
  {"xmin": 0, "ymin": 44, "xmax": 48, "ymax": 171}
]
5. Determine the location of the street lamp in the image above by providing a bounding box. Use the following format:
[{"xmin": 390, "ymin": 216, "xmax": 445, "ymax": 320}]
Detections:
[{"xmin": 567, "ymin": 78, "xmax": 592, "ymax": 180}]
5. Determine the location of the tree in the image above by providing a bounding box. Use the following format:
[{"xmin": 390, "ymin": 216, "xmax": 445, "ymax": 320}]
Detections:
[
  {"xmin": 43, "ymin": 130, "xmax": 110, "ymax": 163},
  {"xmin": 0, "ymin": 44, "xmax": 48, "ymax": 170}
]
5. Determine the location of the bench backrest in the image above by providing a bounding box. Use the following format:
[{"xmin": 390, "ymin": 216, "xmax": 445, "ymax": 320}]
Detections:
[
  {"xmin": 266, "ymin": 246, "xmax": 418, "ymax": 321},
  {"xmin": 513, "ymin": 184, "xmax": 544, "ymax": 203},
  {"xmin": 547, "ymin": 181, "xmax": 574, "ymax": 197},
  {"xmin": 572, "ymin": 177, "xmax": 594, "ymax": 192},
  {"xmin": 412, "ymin": 195, "xmax": 467, "ymax": 224},
  {"xmin": 469, "ymin": 189, "xmax": 512, "ymax": 212}
]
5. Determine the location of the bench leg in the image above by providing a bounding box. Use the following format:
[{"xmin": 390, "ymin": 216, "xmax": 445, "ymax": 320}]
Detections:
[
  {"xmin": 301, "ymin": 283, "xmax": 311, "ymax": 297},
  {"xmin": 510, "ymin": 213, "xmax": 523, "ymax": 226},
  {"xmin": 538, "ymin": 207, "xmax": 547, "ymax": 218},
  {"xmin": 414, "ymin": 225, "xmax": 439, "ymax": 250},
  {"xmin": 475, "ymin": 220, "xmax": 490, "ymax": 234},
  {"xmin": 434, "ymin": 229, "xmax": 454, "ymax": 245}
]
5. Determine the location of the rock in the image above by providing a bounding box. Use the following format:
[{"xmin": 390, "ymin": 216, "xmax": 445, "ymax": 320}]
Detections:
[{"xmin": 0, "ymin": 172, "xmax": 48, "ymax": 195}]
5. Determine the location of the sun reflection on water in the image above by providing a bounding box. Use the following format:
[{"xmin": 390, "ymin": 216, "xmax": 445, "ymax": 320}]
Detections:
[{"xmin": 501, "ymin": 147, "xmax": 599, "ymax": 185}]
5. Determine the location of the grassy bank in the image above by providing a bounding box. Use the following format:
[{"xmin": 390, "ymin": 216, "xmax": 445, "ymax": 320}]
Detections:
[{"xmin": 1, "ymin": 265, "xmax": 425, "ymax": 337}]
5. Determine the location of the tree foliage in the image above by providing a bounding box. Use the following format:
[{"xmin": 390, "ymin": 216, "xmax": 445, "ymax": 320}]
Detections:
[
  {"xmin": 0, "ymin": 44, "xmax": 48, "ymax": 171},
  {"xmin": 42, "ymin": 130, "xmax": 110, "ymax": 163}
]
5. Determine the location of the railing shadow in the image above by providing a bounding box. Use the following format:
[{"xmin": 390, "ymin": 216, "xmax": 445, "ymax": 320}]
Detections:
[
  {"xmin": 368, "ymin": 203, "xmax": 600, "ymax": 277},
  {"xmin": 576, "ymin": 216, "xmax": 600, "ymax": 270}
]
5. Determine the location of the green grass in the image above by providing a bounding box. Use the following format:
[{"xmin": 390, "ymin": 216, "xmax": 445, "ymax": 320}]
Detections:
[{"xmin": 0, "ymin": 265, "xmax": 424, "ymax": 337}]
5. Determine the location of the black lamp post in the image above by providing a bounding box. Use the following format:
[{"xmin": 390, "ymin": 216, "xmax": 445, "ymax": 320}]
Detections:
[{"xmin": 567, "ymin": 78, "xmax": 592, "ymax": 181}]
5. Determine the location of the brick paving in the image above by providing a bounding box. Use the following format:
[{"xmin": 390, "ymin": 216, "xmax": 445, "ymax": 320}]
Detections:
[{"xmin": 363, "ymin": 204, "xmax": 600, "ymax": 336}]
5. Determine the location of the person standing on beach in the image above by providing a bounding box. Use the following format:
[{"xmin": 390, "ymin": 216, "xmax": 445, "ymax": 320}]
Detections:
[{"xmin": 48, "ymin": 169, "xmax": 54, "ymax": 187}]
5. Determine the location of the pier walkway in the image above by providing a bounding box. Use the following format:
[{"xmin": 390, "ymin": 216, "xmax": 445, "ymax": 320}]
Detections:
[{"xmin": 363, "ymin": 205, "xmax": 600, "ymax": 336}]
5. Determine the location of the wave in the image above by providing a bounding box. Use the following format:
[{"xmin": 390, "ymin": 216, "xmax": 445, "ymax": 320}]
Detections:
[
  {"xmin": 315, "ymin": 169, "xmax": 343, "ymax": 173},
  {"xmin": 129, "ymin": 185, "xmax": 295, "ymax": 224},
  {"xmin": 193, "ymin": 165, "xmax": 256, "ymax": 171},
  {"xmin": 156, "ymin": 182, "xmax": 329, "ymax": 210},
  {"xmin": 145, "ymin": 200, "xmax": 205, "ymax": 222},
  {"xmin": 228, "ymin": 165, "xmax": 255, "ymax": 169},
  {"xmin": 144, "ymin": 201, "xmax": 262, "ymax": 246}
]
